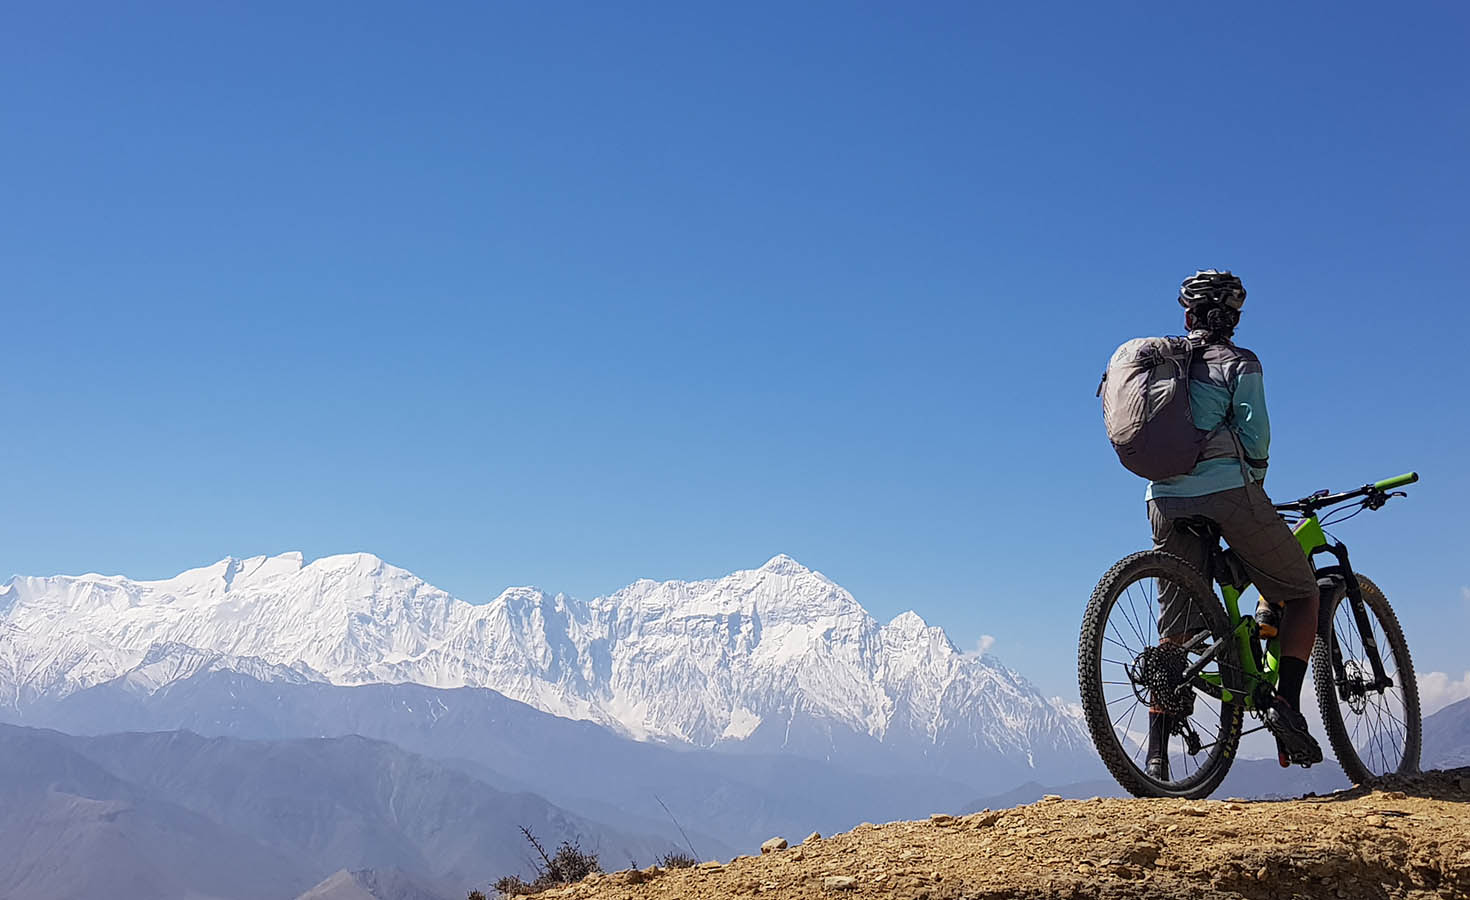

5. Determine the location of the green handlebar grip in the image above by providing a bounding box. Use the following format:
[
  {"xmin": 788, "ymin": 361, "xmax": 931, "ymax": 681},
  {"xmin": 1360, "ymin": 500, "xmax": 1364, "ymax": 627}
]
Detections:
[{"xmin": 1373, "ymin": 472, "xmax": 1419, "ymax": 490}]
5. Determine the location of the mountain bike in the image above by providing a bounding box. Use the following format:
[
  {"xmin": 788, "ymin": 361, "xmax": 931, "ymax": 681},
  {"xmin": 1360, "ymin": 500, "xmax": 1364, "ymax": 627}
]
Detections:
[{"xmin": 1077, "ymin": 473, "xmax": 1422, "ymax": 799}]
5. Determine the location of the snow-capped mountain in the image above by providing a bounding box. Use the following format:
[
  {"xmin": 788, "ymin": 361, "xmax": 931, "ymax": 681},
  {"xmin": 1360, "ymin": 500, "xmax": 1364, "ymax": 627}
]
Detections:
[{"xmin": 0, "ymin": 552, "xmax": 1087, "ymax": 772}]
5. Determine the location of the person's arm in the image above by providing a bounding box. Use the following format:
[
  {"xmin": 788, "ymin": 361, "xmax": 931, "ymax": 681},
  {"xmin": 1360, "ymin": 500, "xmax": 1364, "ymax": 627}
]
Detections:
[{"xmin": 1232, "ymin": 366, "xmax": 1271, "ymax": 483}]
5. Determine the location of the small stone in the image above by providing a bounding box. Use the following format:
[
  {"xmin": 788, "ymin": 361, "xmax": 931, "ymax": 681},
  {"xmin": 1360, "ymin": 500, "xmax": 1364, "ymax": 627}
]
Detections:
[
  {"xmin": 1350, "ymin": 808, "xmax": 1369, "ymax": 818},
  {"xmin": 1077, "ymin": 864, "xmax": 1095, "ymax": 875},
  {"xmin": 699, "ymin": 861, "xmax": 722, "ymax": 870},
  {"xmin": 1256, "ymin": 866, "xmax": 1269, "ymax": 881},
  {"xmin": 761, "ymin": 837, "xmax": 788, "ymax": 854},
  {"xmin": 1383, "ymin": 790, "xmax": 1407, "ymax": 800},
  {"xmin": 972, "ymin": 811, "xmax": 1004, "ymax": 828},
  {"xmin": 1365, "ymin": 815, "xmax": 1385, "ymax": 827},
  {"xmin": 1042, "ymin": 794, "xmax": 1063, "ymax": 802},
  {"xmin": 929, "ymin": 813, "xmax": 956, "ymax": 826},
  {"xmin": 1177, "ymin": 806, "xmax": 1209, "ymax": 817},
  {"xmin": 822, "ymin": 875, "xmax": 857, "ymax": 890},
  {"xmin": 1122, "ymin": 843, "xmax": 1162, "ymax": 867},
  {"xmin": 804, "ymin": 831, "xmax": 822, "ymax": 843}
]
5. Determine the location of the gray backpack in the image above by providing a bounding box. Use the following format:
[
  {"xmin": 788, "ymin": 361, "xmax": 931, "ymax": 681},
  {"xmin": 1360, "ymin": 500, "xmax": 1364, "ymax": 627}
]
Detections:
[{"xmin": 1098, "ymin": 336, "xmax": 1216, "ymax": 481}]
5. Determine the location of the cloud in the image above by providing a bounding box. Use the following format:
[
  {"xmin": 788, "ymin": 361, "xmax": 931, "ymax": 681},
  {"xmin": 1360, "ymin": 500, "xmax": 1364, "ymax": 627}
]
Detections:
[
  {"xmin": 1420, "ymin": 670, "xmax": 1470, "ymax": 716},
  {"xmin": 965, "ymin": 634, "xmax": 996, "ymax": 658}
]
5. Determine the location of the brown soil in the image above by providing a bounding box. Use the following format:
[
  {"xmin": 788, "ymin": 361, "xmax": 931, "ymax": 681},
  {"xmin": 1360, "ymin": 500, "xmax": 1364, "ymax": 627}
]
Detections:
[{"xmin": 537, "ymin": 768, "xmax": 1470, "ymax": 900}]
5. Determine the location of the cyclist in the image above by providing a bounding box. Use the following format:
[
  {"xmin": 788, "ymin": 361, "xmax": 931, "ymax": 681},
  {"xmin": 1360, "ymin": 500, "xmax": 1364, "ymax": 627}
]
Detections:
[{"xmin": 1145, "ymin": 269, "xmax": 1323, "ymax": 776}]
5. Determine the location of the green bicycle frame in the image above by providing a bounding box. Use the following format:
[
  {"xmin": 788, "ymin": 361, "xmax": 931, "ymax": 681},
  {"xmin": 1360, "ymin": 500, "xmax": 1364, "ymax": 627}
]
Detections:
[
  {"xmin": 1197, "ymin": 515, "xmax": 1328, "ymax": 708},
  {"xmin": 1194, "ymin": 471, "xmax": 1417, "ymax": 708}
]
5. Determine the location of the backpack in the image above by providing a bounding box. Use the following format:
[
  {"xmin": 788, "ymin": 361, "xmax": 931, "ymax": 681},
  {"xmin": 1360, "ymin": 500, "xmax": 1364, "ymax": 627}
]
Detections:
[{"xmin": 1098, "ymin": 336, "xmax": 1217, "ymax": 481}]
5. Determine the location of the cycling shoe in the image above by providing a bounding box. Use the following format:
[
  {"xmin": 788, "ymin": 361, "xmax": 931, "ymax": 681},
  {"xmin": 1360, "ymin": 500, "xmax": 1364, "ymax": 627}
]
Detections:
[
  {"xmin": 1263, "ymin": 700, "xmax": 1323, "ymax": 767},
  {"xmin": 1146, "ymin": 755, "xmax": 1170, "ymax": 782}
]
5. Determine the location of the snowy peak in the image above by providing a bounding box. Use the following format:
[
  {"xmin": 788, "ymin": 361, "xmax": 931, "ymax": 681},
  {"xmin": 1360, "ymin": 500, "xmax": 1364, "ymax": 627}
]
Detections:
[
  {"xmin": 0, "ymin": 552, "xmax": 1088, "ymax": 771},
  {"xmin": 885, "ymin": 610, "xmax": 928, "ymax": 633},
  {"xmin": 759, "ymin": 553, "xmax": 812, "ymax": 576}
]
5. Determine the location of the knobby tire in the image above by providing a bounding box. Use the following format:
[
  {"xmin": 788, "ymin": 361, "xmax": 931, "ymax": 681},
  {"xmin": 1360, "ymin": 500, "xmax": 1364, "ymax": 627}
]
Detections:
[
  {"xmin": 1312, "ymin": 574, "xmax": 1421, "ymax": 784},
  {"xmin": 1078, "ymin": 551, "xmax": 1245, "ymax": 799}
]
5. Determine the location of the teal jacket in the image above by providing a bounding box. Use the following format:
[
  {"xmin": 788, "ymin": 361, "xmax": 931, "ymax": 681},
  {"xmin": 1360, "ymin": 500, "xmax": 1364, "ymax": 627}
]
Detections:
[{"xmin": 1146, "ymin": 336, "xmax": 1270, "ymax": 501}]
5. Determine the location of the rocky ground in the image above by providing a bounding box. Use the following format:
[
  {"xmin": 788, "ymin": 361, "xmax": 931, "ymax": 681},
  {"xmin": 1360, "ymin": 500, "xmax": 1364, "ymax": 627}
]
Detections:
[{"xmin": 532, "ymin": 769, "xmax": 1470, "ymax": 900}]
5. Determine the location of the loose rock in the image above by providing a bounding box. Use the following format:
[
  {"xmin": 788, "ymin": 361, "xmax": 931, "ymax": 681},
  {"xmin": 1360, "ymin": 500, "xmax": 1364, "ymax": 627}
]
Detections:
[
  {"xmin": 760, "ymin": 836, "xmax": 788, "ymax": 853},
  {"xmin": 567, "ymin": 767, "xmax": 1470, "ymax": 900}
]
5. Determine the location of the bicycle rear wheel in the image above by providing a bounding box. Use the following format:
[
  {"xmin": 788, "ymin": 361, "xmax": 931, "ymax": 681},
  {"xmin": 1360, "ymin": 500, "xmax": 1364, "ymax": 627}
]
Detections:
[
  {"xmin": 1078, "ymin": 551, "xmax": 1245, "ymax": 799},
  {"xmin": 1312, "ymin": 574, "xmax": 1421, "ymax": 783}
]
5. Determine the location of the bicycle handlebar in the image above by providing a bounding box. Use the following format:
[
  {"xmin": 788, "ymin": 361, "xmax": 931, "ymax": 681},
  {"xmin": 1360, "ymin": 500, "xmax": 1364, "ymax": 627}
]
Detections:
[
  {"xmin": 1275, "ymin": 471, "xmax": 1419, "ymax": 515},
  {"xmin": 1373, "ymin": 472, "xmax": 1419, "ymax": 491}
]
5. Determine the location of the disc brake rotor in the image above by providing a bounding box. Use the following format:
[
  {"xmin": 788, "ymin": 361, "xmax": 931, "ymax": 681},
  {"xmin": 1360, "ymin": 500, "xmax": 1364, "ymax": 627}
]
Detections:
[{"xmin": 1342, "ymin": 660, "xmax": 1370, "ymax": 715}]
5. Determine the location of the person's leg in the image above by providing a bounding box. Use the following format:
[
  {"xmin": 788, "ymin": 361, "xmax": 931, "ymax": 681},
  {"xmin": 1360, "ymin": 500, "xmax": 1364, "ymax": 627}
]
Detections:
[
  {"xmin": 1209, "ymin": 482, "xmax": 1320, "ymax": 699},
  {"xmin": 1147, "ymin": 498, "xmax": 1210, "ymax": 638},
  {"xmin": 1144, "ymin": 498, "xmax": 1209, "ymax": 778},
  {"xmin": 1206, "ymin": 482, "xmax": 1323, "ymax": 764}
]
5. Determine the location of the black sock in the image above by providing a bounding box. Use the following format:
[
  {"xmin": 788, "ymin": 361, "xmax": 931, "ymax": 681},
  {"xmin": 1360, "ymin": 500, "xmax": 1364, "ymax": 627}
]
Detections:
[
  {"xmin": 1147, "ymin": 711, "xmax": 1170, "ymax": 759},
  {"xmin": 1278, "ymin": 656, "xmax": 1308, "ymax": 711}
]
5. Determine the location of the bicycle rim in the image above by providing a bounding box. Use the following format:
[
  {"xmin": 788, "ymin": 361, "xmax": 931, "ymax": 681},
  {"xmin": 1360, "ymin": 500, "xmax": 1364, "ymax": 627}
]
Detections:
[
  {"xmin": 1080, "ymin": 552, "xmax": 1243, "ymax": 798},
  {"xmin": 1315, "ymin": 577, "xmax": 1420, "ymax": 779}
]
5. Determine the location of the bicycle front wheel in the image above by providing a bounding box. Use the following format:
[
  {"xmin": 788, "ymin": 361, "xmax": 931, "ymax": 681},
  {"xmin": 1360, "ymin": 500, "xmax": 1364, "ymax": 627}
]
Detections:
[
  {"xmin": 1312, "ymin": 574, "xmax": 1421, "ymax": 783},
  {"xmin": 1078, "ymin": 551, "xmax": 1245, "ymax": 799}
]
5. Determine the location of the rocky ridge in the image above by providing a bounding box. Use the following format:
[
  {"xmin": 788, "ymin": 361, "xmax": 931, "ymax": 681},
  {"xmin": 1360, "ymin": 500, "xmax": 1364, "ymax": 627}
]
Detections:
[{"xmin": 533, "ymin": 769, "xmax": 1470, "ymax": 900}]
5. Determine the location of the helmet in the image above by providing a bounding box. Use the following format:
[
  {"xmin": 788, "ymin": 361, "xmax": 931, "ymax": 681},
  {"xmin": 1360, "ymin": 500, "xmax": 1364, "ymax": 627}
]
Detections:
[{"xmin": 1178, "ymin": 270, "xmax": 1246, "ymax": 311}]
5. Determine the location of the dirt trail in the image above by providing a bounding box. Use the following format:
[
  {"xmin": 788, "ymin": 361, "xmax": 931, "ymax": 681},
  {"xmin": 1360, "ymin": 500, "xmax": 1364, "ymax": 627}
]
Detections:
[{"xmin": 538, "ymin": 769, "xmax": 1470, "ymax": 900}]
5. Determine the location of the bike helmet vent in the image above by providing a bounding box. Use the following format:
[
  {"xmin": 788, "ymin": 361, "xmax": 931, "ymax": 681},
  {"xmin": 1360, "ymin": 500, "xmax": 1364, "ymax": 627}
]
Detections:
[{"xmin": 1178, "ymin": 269, "xmax": 1247, "ymax": 311}]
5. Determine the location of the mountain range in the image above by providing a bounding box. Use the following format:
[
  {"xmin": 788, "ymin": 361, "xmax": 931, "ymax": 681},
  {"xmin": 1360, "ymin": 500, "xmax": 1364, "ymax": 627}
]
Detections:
[
  {"xmin": 0, "ymin": 724, "xmax": 671, "ymax": 900},
  {"xmin": 2, "ymin": 551, "xmax": 1465, "ymax": 899},
  {"xmin": 0, "ymin": 551, "xmax": 1090, "ymax": 785}
]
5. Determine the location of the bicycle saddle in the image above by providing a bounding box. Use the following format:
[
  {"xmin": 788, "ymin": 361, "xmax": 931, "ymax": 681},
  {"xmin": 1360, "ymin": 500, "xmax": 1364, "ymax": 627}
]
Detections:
[{"xmin": 1172, "ymin": 516, "xmax": 1222, "ymax": 541}]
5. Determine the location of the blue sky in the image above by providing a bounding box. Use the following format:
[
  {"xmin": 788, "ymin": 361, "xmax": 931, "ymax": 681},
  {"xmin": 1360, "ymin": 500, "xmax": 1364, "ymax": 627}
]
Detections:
[{"xmin": 3, "ymin": 2, "xmax": 1466, "ymax": 704}]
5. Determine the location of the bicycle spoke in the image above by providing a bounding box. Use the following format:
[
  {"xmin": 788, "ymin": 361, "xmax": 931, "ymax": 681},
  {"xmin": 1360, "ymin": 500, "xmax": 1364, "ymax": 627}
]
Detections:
[
  {"xmin": 1117, "ymin": 585, "xmax": 1150, "ymax": 650},
  {"xmin": 1086, "ymin": 562, "xmax": 1245, "ymax": 795}
]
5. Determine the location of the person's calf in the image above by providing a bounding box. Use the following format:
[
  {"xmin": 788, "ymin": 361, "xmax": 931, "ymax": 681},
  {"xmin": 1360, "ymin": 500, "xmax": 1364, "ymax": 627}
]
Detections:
[{"xmin": 1277, "ymin": 655, "xmax": 1309, "ymax": 711}]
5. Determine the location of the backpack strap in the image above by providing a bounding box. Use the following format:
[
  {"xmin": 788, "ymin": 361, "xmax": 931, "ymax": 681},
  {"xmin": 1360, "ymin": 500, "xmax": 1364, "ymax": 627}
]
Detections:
[{"xmin": 1191, "ymin": 337, "xmax": 1259, "ymax": 487}]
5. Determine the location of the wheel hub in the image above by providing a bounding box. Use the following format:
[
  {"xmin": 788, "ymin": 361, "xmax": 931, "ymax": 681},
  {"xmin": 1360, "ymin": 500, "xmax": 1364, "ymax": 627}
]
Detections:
[{"xmin": 1342, "ymin": 660, "xmax": 1370, "ymax": 715}]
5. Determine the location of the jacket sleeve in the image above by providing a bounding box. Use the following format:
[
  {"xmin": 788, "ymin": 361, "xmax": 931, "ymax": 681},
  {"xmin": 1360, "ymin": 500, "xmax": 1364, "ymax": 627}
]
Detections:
[{"xmin": 1232, "ymin": 368, "xmax": 1271, "ymax": 482}]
